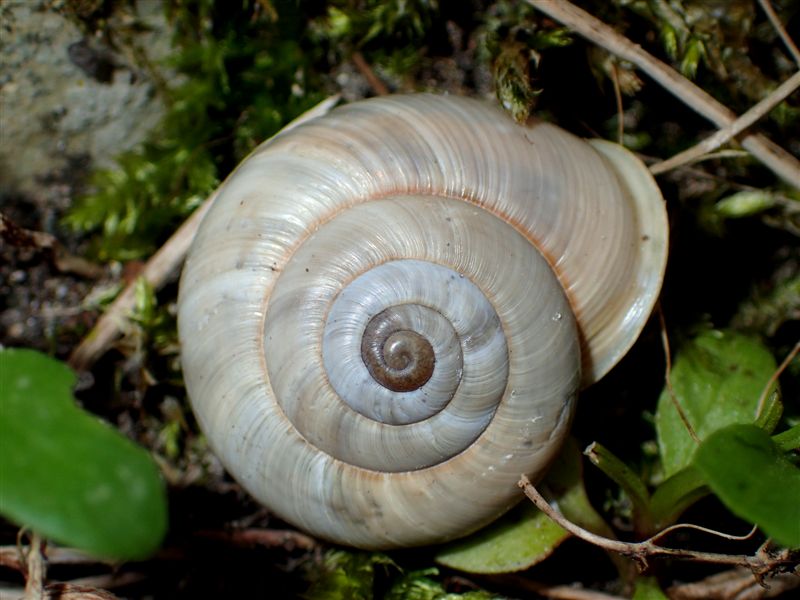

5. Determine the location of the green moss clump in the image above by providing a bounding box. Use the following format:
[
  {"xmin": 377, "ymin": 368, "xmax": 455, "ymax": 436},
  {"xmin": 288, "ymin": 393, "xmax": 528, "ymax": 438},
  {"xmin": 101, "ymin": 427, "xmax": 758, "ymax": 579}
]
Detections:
[
  {"xmin": 309, "ymin": 0, "xmax": 441, "ymax": 81},
  {"xmin": 304, "ymin": 551, "xmax": 500, "ymax": 600},
  {"xmin": 65, "ymin": 0, "xmax": 325, "ymax": 261},
  {"xmin": 479, "ymin": 1, "xmax": 572, "ymax": 122}
]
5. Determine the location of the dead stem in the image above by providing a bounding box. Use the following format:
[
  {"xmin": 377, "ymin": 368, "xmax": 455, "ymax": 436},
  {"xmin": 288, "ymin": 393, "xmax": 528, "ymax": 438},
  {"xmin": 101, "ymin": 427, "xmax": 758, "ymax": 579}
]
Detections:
[
  {"xmin": 649, "ymin": 523, "xmax": 758, "ymax": 545},
  {"xmin": 196, "ymin": 528, "xmax": 318, "ymax": 552},
  {"xmin": 1, "ymin": 545, "xmax": 111, "ymax": 572},
  {"xmin": 659, "ymin": 305, "xmax": 699, "ymax": 443},
  {"xmin": 45, "ymin": 583, "xmax": 122, "ymax": 600},
  {"xmin": 756, "ymin": 0, "xmax": 800, "ymax": 66},
  {"xmin": 490, "ymin": 574, "xmax": 627, "ymax": 600},
  {"xmin": 650, "ymin": 70, "xmax": 800, "ymax": 175},
  {"xmin": 1, "ymin": 212, "xmax": 103, "ymax": 279},
  {"xmin": 518, "ymin": 476, "xmax": 797, "ymax": 578},
  {"xmin": 352, "ymin": 51, "xmax": 390, "ymax": 96},
  {"xmin": 755, "ymin": 340, "xmax": 800, "ymax": 421},
  {"xmin": 610, "ymin": 61, "xmax": 624, "ymax": 144},
  {"xmin": 68, "ymin": 95, "xmax": 341, "ymax": 372},
  {"xmin": 667, "ymin": 567, "xmax": 800, "ymax": 599},
  {"xmin": 67, "ymin": 191, "xmax": 216, "ymax": 371},
  {"xmin": 525, "ymin": 0, "xmax": 800, "ymax": 189},
  {"xmin": 23, "ymin": 533, "xmax": 45, "ymax": 600}
]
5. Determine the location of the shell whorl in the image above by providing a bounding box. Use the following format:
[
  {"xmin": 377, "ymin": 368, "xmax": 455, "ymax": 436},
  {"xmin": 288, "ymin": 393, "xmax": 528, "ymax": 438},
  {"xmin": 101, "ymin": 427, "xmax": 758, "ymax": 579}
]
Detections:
[
  {"xmin": 177, "ymin": 94, "xmax": 668, "ymax": 548},
  {"xmin": 360, "ymin": 308, "xmax": 437, "ymax": 393}
]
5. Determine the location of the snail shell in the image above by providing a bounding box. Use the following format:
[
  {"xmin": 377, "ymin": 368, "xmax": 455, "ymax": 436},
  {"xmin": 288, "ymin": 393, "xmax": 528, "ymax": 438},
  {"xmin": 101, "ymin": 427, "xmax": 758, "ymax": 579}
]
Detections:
[{"xmin": 177, "ymin": 94, "xmax": 668, "ymax": 548}]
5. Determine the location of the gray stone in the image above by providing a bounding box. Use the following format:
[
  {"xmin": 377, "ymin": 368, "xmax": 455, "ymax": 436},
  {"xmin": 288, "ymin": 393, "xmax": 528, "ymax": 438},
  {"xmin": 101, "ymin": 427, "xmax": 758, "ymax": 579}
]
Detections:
[{"xmin": 0, "ymin": 0, "xmax": 172, "ymax": 196}]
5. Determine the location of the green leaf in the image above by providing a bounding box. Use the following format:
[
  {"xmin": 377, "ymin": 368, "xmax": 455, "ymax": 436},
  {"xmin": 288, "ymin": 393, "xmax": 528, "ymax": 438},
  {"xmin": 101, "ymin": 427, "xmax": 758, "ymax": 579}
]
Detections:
[
  {"xmin": 540, "ymin": 438, "xmax": 616, "ymax": 537},
  {"xmin": 693, "ymin": 424, "xmax": 800, "ymax": 548},
  {"xmin": 715, "ymin": 190, "xmax": 777, "ymax": 218},
  {"xmin": 584, "ymin": 442, "xmax": 653, "ymax": 535},
  {"xmin": 435, "ymin": 438, "xmax": 608, "ymax": 573},
  {"xmin": 434, "ymin": 502, "xmax": 568, "ymax": 574},
  {"xmin": 649, "ymin": 466, "xmax": 709, "ymax": 529},
  {"xmin": 754, "ymin": 389, "xmax": 784, "ymax": 432},
  {"xmin": 773, "ymin": 424, "xmax": 800, "ymax": 452},
  {"xmin": 655, "ymin": 330, "xmax": 780, "ymax": 477},
  {"xmin": 0, "ymin": 349, "xmax": 168, "ymax": 559},
  {"xmin": 679, "ymin": 38, "xmax": 705, "ymax": 78},
  {"xmin": 633, "ymin": 575, "xmax": 669, "ymax": 600}
]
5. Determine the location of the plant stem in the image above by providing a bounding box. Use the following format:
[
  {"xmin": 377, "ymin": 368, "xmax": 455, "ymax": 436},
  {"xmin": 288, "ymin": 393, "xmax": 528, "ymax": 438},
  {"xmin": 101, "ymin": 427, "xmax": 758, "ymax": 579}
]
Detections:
[{"xmin": 525, "ymin": 0, "xmax": 800, "ymax": 189}]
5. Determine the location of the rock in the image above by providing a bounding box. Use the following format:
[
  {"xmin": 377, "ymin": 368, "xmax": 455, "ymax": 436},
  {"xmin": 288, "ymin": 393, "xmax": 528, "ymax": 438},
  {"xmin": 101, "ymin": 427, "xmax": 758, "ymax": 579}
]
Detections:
[{"xmin": 0, "ymin": 0, "xmax": 171, "ymax": 197}]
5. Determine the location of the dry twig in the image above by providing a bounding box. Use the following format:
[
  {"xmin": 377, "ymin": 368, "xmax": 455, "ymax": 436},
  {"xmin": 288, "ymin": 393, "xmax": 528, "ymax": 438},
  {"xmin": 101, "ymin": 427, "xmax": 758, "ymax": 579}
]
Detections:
[
  {"xmin": 658, "ymin": 305, "xmax": 699, "ymax": 443},
  {"xmin": 491, "ymin": 574, "xmax": 627, "ymax": 600},
  {"xmin": 651, "ymin": 70, "xmax": 800, "ymax": 175},
  {"xmin": 351, "ymin": 51, "xmax": 390, "ymax": 96},
  {"xmin": 518, "ymin": 476, "xmax": 797, "ymax": 577},
  {"xmin": 525, "ymin": 0, "xmax": 800, "ymax": 189},
  {"xmin": 667, "ymin": 566, "xmax": 800, "ymax": 599},
  {"xmin": 196, "ymin": 528, "xmax": 318, "ymax": 552},
  {"xmin": 756, "ymin": 0, "xmax": 800, "ymax": 66},
  {"xmin": 23, "ymin": 533, "xmax": 46, "ymax": 600},
  {"xmin": 1, "ymin": 545, "xmax": 115, "ymax": 572},
  {"xmin": 44, "ymin": 584, "xmax": 122, "ymax": 600},
  {"xmin": 67, "ymin": 192, "xmax": 216, "ymax": 371},
  {"xmin": 1, "ymin": 212, "xmax": 103, "ymax": 279},
  {"xmin": 610, "ymin": 62, "xmax": 625, "ymax": 144},
  {"xmin": 68, "ymin": 95, "xmax": 341, "ymax": 371},
  {"xmin": 755, "ymin": 340, "xmax": 800, "ymax": 420}
]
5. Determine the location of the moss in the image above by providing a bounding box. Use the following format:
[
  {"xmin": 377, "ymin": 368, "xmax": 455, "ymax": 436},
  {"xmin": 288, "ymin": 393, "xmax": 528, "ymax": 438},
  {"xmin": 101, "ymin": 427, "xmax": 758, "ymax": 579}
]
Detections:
[
  {"xmin": 64, "ymin": 0, "xmax": 325, "ymax": 261},
  {"xmin": 478, "ymin": 0, "xmax": 573, "ymax": 122}
]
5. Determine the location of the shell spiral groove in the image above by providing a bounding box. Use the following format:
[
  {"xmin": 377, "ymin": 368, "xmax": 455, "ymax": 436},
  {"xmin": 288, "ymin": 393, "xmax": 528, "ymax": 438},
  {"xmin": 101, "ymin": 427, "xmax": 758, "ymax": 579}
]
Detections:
[{"xmin": 177, "ymin": 94, "xmax": 668, "ymax": 548}]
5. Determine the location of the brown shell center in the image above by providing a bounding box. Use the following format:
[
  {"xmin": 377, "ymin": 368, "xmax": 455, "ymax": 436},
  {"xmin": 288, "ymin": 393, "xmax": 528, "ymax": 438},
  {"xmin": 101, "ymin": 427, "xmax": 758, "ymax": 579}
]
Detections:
[{"xmin": 361, "ymin": 309, "xmax": 436, "ymax": 392}]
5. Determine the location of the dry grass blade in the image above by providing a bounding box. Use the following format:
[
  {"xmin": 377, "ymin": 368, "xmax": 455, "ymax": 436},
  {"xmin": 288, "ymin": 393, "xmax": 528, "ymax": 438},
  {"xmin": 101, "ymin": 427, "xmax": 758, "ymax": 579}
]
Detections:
[
  {"xmin": 755, "ymin": 340, "xmax": 800, "ymax": 420},
  {"xmin": 525, "ymin": 0, "xmax": 800, "ymax": 189},
  {"xmin": 68, "ymin": 95, "xmax": 341, "ymax": 371},
  {"xmin": 651, "ymin": 70, "xmax": 800, "ymax": 175},
  {"xmin": 518, "ymin": 476, "xmax": 797, "ymax": 574},
  {"xmin": 23, "ymin": 534, "xmax": 45, "ymax": 600},
  {"xmin": 757, "ymin": 0, "xmax": 800, "ymax": 66}
]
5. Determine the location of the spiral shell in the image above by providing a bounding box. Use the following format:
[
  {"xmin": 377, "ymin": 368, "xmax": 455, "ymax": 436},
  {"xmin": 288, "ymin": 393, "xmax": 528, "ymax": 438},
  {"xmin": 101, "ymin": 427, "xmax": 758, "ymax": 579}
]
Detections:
[{"xmin": 177, "ymin": 94, "xmax": 668, "ymax": 548}]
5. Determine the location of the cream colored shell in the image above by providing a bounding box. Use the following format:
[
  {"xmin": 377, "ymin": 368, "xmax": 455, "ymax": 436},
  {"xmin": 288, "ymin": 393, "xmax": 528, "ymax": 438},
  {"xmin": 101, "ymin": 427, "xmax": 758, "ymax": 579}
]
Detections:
[{"xmin": 177, "ymin": 94, "xmax": 668, "ymax": 548}]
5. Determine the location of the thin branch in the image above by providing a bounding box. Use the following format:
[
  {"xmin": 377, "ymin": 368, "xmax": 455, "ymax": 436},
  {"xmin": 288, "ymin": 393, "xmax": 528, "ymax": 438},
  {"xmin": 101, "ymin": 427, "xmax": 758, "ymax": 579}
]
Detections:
[
  {"xmin": 491, "ymin": 574, "xmax": 627, "ymax": 600},
  {"xmin": 1, "ymin": 212, "xmax": 103, "ymax": 279},
  {"xmin": 650, "ymin": 70, "xmax": 800, "ymax": 174},
  {"xmin": 756, "ymin": 0, "xmax": 800, "ymax": 66},
  {"xmin": 525, "ymin": 0, "xmax": 800, "ymax": 189},
  {"xmin": 610, "ymin": 61, "xmax": 624, "ymax": 144},
  {"xmin": 667, "ymin": 567, "xmax": 800, "ymax": 600},
  {"xmin": 45, "ymin": 583, "xmax": 123, "ymax": 600},
  {"xmin": 674, "ymin": 149, "xmax": 749, "ymax": 164},
  {"xmin": 23, "ymin": 533, "xmax": 45, "ymax": 600},
  {"xmin": 649, "ymin": 523, "xmax": 758, "ymax": 545},
  {"xmin": 755, "ymin": 340, "xmax": 800, "ymax": 420},
  {"xmin": 351, "ymin": 51, "xmax": 390, "ymax": 96},
  {"xmin": 68, "ymin": 95, "xmax": 341, "ymax": 372},
  {"xmin": 67, "ymin": 191, "xmax": 216, "ymax": 371},
  {"xmin": 1, "ymin": 545, "xmax": 113, "ymax": 571},
  {"xmin": 49, "ymin": 574, "xmax": 142, "ymax": 593},
  {"xmin": 196, "ymin": 528, "xmax": 318, "ymax": 552},
  {"xmin": 659, "ymin": 305, "xmax": 699, "ymax": 443},
  {"xmin": 518, "ymin": 476, "xmax": 795, "ymax": 575}
]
